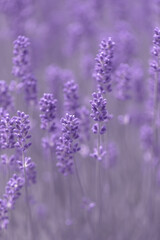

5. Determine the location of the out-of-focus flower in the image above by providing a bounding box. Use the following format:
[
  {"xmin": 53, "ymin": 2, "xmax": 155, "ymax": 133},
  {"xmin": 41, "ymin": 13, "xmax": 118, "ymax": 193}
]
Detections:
[
  {"xmin": 22, "ymin": 74, "xmax": 37, "ymax": 104},
  {"xmin": 90, "ymin": 91, "xmax": 111, "ymax": 135},
  {"xmin": 63, "ymin": 79, "xmax": 80, "ymax": 116},
  {"xmin": 115, "ymin": 63, "xmax": 132, "ymax": 100},
  {"xmin": 18, "ymin": 157, "xmax": 36, "ymax": 184},
  {"xmin": 0, "ymin": 81, "xmax": 13, "ymax": 111},
  {"xmin": 56, "ymin": 114, "xmax": 80, "ymax": 175},
  {"xmin": 39, "ymin": 93, "xmax": 57, "ymax": 132},
  {"xmin": 3, "ymin": 174, "xmax": 24, "ymax": 210},
  {"xmin": 12, "ymin": 36, "xmax": 31, "ymax": 79}
]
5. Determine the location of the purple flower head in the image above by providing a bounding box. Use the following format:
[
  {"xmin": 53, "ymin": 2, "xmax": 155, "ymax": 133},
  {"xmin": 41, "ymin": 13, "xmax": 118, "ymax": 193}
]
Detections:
[
  {"xmin": 0, "ymin": 199, "xmax": 8, "ymax": 230},
  {"xmin": 22, "ymin": 74, "xmax": 37, "ymax": 103},
  {"xmin": 56, "ymin": 114, "xmax": 80, "ymax": 175},
  {"xmin": 46, "ymin": 65, "xmax": 73, "ymax": 98},
  {"xmin": 12, "ymin": 36, "xmax": 31, "ymax": 79},
  {"xmin": 148, "ymin": 28, "xmax": 160, "ymax": 118},
  {"xmin": 63, "ymin": 79, "xmax": 80, "ymax": 116},
  {"xmin": 0, "ymin": 112, "xmax": 15, "ymax": 149},
  {"xmin": 3, "ymin": 174, "xmax": 24, "ymax": 210},
  {"xmin": 56, "ymin": 137, "xmax": 74, "ymax": 175},
  {"xmin": 1, "ymin": 154, "xmax": 16, "ymax": 166},
  {"xmin": 0, "ymin": 111, "xmax": 31, "ymax": 151},
  {"xmin": 90, "ymin": 91, "xmax": 111, "ymax": 122},
  {"xmin": 61, "ymin": 114, "xmax": 79, "ymax": 142},
  {"xmin": 39, "ymin": 93, "xmax": 57, "ymax": 132},
  {"xmin": 150, "ymin": 27, "xmax": 160, "ymax": 72},
  {"xmin": 152, "ymin": 27, "xmax": 160, "ymax": 57},
  {"xmin": 18, "ymin": 157, "xmax": 36, "ymax": 184},
  {"xmin": 94, "ymin": 38, "xmax": 115, "ymax": 93},
  {"xmin": 11, "ymin": 111, "xmax": 32, "ymax": 152},
  {"xmin": 115, "ymin": 63, "xmax": 132, "ymax": 100},
  {"xmin": 0, "ymin": 80, "xmax": 13, "ymax": 111},
  {"xmin": 90, "ymin": 145, "xmax": 106, "ymax": 161}
]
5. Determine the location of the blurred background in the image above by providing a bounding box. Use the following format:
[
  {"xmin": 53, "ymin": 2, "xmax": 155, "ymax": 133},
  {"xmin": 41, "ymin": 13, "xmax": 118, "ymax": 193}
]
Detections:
[{"xmin": 0, "ymin": 0, "xmax": 160, "ymax": 240}]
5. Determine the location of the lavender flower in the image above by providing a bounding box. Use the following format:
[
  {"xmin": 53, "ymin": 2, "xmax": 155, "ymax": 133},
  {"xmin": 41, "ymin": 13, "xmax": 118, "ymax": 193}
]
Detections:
[
  {"xmin": 94, "ymin": 38, "xmax": 115, "ymax": 93},
  {"xmin": 63, "ymin": 79, "xmax": 80, "ymax": 116},
  {"xmin": 56, "ymin": 114, "xmax": 80, "ymax": 175},
  {"xmin": 145, "ymin": 27, "xmax": 160, "ymax": 161},
  {"xmin": 11, "ymin": 111, "xmax": 32, "ymax": 152},
  {"xmin": 0, "ymin": 80, "xmax": 12, "ymax": 111},
  {"xmin": 18, "ymin": 157, "xmax": 36, "ymax": 184},
  {"xmin": 0, "ymin": 199, "xmax": 8, "ymax": 230},
  {"xmin": 0, "ymin": 174, "xmax": 24, "ymax": 230},
  {"xmin": 114, "ymin": 63, "xmax": 132, "ymax": 100},
  {"xmin": 0, "ymin": 111, "xmax": 31, "ymax": 151},
  {"xmin": 39, "ymin": 93, "xmax": 57, "ymax": 132},
  {"xmin": 12, "ymin": 36, "xmax": 31, "ymax": 79},
  {"xmin": 1, "ymin": 154, "xmax": 15, "ymax": 166},
  {"xmin": 149, "ymin": 27, "xmax": 160, "ymax": 109},
  {"xmin": 90, "ymin": 145, "xmax": 106, "ymax": 161},
  {"xmin": 3, "ymin": 174, "xmax": 24, "ymax": 210},
  {"xmin": 46, "ymin": 65, "xmax": 73, "ymax": 99},
  {"xmin": 90, "ymin": 91, "xmax": 111, "ymax": 134},
  {"xmin": 0, "ymin": 112, "xmax": 15, "ymax": 149},
  {"xmin": 22, "ymin": 74, "xmax": 37, "ymax": 103}
]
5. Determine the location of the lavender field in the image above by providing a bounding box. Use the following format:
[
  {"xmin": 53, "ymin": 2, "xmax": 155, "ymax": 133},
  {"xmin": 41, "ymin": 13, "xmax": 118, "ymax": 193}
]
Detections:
[{"xmin": 0, "ymin": 1, "xmax": 160, "ymax": 239}]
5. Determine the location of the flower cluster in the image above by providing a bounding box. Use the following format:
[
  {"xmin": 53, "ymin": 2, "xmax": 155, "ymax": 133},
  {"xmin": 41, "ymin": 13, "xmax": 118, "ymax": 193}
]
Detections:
[
  {"xmin": 0, "ymin": 199, "xmax": 8, "ymax": 230},
  {"xmin": 63, "ymin": 79, "xmax": 80, "ymax": 115},
  {"xmin": 56, "ymin": 114, "xmax": 80, "ymax": 175},
  {"xmin": 11, "ymin": 111, "xmax": 32, "ymax": 152},
  {"xmin": 12, "ymin": 36, "xmax": 31, "ymax": 79},
  {"xmin": 0, "ymin": 80, "xmax": 12, "ymax": 111},
  {"xmin": 3, "ymin": 174, "xmax": 24, "ymax": 210},
  {"xmin": 1, "ymin": 154, "xmax": 15, "ymax": 166},
  {"xmin": 22, "ymin": 74, "xmax": 37, "ymax": 103},
  {"xmin": 90, "ymin": 145, "xmax": 106, "ymax": 161},
  {"xmin": 90, "ymin": 91, "xmax": 111, "ymax": 134},
  {"xmin": 0, "ymin": 111, "xmax": 31, "ymax": 152},
  {"xmin": 18, "ymin": 157, "xmax": 36, "ymax": 184},
  {"xmin": 0, "ymin": 174, "xmax": 24, "ymax": 230},
  {"xmin": 0, "ymin": 109, "xmax": 36, "ymax": 230},
  {"xmin": 152, "ymin": 27, "xmax": 160, "ymax": 60},
  {"xmin": 94, "ymin": 38, "xmax": 115, "ymax": 93},
  {"xmin": 0, "ymin": 112, "xmax": 15, "ymax": 149},
  {"xmin": 39, "ymin": 93, "xmax": 57, "ymax": 132}
]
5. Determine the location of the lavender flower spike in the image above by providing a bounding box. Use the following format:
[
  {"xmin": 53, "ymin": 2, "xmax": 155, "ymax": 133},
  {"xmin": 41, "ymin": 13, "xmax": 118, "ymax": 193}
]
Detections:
[
  {"xmin": 3, "ymin": 174, "xmax": 24, "ymax": 210},
  {"xmin": 56, "ymin": 113, "xmax": 80, "ymax": 175},
  {"xmin": 39, "ymin": 93, "xmax": 57, "ymax": 132},
  {"xmin": 63, "ymin": 79, "xmax": 80, "ymax": 116},
  {"xmin": 0, "ymin": 80, "xmax": 12, "ymax": 111},
  {"xmin": 90, "ymin": 91, "xmax": 111, "ymax": 135},
  {"xmin": 22, "ymin": 74, "xmax": 37, "ymax": 104},
  {"xmin": 94, "ymin": 38, "xmax": 115, "ymax": 93},
  {"xmin": 12, "ymin": 36, "xmax": 31, "ymax": 79},
  {"xmin": 115, "ymin": 63, "xmax": 132, "ymax": 100}
]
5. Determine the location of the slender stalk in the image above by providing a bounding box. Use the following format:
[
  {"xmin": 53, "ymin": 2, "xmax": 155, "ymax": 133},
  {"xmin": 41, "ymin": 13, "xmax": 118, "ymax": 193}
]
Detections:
[
  {"xmin": 22, "ymin": 152, "xmax": 34, "ymax": 240},
  {"xmin": 74, "ymin": 159, "xmax": 85, "ymax": 197},
  {"xmin": 95, "ymin": 122, "xmax": 102, "ymax": 238}
]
